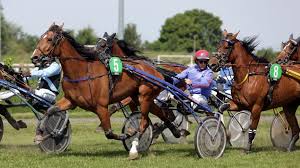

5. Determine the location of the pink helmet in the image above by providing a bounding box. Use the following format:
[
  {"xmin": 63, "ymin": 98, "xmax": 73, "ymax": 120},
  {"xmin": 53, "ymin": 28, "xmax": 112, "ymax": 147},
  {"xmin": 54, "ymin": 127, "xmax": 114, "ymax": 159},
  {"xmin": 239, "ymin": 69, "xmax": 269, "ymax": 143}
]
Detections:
[{"xmin": 194, "ymin": 50, "xmax": 210, "ymax": 62}]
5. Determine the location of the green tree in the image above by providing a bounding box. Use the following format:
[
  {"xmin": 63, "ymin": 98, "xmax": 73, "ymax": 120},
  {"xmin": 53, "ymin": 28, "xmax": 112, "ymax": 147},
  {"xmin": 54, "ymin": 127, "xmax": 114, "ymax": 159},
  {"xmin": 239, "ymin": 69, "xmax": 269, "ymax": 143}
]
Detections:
[
  {"xmin": 148, "ymin": 9, "xmax": 222, "ymax": 53},
  {"xmin": 75, "ymin": 26, "xmax": 98, "ymax": 45},
  {"xmin": 1, "ymin": 14, "xmax": 38, "ymax": 62},
  {"xmin": 124, "ymin": 23, "xmax": 142, "ymax": 49},
  {"xmin": 256, "ymin": 47, "xmax": 278, "ymax": 62}
]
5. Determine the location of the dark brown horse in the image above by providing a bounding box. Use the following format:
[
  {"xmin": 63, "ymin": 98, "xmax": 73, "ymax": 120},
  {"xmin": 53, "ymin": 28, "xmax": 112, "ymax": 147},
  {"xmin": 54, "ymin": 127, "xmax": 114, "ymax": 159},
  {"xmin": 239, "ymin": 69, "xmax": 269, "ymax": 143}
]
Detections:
[
  {"xmin": 32, "ymin": 24, "xmax": 182, "ymax": 159},
  {"xmin": 0, "ymin": 64, "xmax": 28, "ymax": 130},
  {"xmin": 212, "ymin": 30, "xmax": 300, "ymax": 152}
]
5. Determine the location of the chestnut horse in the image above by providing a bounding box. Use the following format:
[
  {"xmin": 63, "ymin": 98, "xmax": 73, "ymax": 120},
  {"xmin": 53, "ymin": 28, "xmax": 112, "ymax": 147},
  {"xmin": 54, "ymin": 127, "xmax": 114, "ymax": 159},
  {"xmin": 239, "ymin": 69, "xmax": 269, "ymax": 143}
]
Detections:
[
  {"xmin": 96, "ymin": 33, "xmax": 187, "ymax": 114},
  {"xmin": 212, "ymin": 30, "xmax": 300, "ymax": 152},
  {"xmin": 32, "ymin": 24, "xmax": 182, "ymax": 159},
  {"xmin": 277, "ymin": 34, "xmax": 300, "ymax": 63}
]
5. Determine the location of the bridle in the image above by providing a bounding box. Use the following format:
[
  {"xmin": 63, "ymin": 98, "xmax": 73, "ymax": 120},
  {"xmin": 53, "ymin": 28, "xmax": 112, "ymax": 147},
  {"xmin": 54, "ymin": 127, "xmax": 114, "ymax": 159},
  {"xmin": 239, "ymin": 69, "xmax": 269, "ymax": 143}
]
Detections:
[
  {"xmin": 214, "ymin": 38, "xmax": 236, "ymax": 68},
  {"xmin": 277, "ymin": 40, "xmax": 298, "ymax": 64},
  {"xmin": 34, "ymin": 31, "xmax": 65, "ymax": 62}
]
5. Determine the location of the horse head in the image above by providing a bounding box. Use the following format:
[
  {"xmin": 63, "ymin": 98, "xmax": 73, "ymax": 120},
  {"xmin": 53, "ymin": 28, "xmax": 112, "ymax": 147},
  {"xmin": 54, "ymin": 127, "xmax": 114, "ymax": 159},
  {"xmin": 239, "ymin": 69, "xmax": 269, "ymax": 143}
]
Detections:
[
  {"xmin": 32, "ymin": 23, "xmax": 65, "ymax": 62},
  {"xmin": 95, "ymin": 32, "xmax": 125, "ymax": 57},
  {"xmin": 212, "ymin": 29, "xmax": 240, "ymax": 71},
  {"xmin": 277, "ymin": 34, "xmax": 300, "ymax": 63}
]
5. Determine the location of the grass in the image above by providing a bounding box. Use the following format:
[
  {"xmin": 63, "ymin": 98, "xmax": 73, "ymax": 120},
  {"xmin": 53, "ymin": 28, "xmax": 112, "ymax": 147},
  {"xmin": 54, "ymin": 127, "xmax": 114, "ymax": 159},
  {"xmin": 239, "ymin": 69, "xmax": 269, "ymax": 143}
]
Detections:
[{"xmin": 0, "ymin": 114, "xmax": 299, "ymax": 168}]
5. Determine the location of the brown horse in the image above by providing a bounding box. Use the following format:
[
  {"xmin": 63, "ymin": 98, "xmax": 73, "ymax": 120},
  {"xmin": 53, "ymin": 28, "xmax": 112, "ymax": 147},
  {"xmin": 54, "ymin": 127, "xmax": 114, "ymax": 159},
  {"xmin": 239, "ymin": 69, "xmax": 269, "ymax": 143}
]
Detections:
[
  {"xmin": 212, "ymin": 30, "xmax": 300, "ymax": 152},
  {"xmin": 277, "ymin": 34, "xmax": 300, "ymax": 63},
  {"xmin": 96, "ymin": 34, "xmax": 187, "ymax": 114},
  {"xmin": 32, "ymin": 24, "xmax": 182, "ymax": 159}
]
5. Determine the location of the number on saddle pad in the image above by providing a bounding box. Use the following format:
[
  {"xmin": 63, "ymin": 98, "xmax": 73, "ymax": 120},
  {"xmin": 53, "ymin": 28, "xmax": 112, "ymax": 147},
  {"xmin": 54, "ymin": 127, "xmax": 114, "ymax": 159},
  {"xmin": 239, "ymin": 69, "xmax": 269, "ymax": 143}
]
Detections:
[
  {"xmin": 269, "ymin": 64, "xmax": 282, "ymax": 81},
  {"xmin": 109, "ymin": 57, "xmax": 123, "ymax": 75}
]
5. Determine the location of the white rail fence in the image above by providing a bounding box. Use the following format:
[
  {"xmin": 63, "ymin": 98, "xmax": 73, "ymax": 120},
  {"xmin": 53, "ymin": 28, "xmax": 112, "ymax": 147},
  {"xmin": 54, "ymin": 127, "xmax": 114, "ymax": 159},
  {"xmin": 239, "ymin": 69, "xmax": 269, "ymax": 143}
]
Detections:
[{"xmin": 11, "ymin": 64, "xmax": 35, "ymax": 72}]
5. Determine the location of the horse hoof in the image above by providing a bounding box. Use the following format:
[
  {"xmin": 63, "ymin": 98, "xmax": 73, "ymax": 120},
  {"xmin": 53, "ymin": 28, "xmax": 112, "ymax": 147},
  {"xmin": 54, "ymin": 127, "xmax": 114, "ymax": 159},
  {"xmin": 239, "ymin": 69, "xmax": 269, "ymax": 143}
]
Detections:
[
  {"xmin": 244, "ymin": 143, "xmax": 252, "ymax": 154},
  {"xmin": 17, "ymin": 120, "xmax": 27, "ymax": 129},
  {"xmin": 288, "ymin": 134, "xmax": 299, "ymax": 152},
  {"xmin": 128, "ymin": 152, "xmax": 139, "ymax": 160},
  {"xmin": 180, "ymin": 129, "xmax": 190, "ymax": 137},
  {"xmin": 34, "ymin": 135, "xmax": 43, "ymax": 145}
]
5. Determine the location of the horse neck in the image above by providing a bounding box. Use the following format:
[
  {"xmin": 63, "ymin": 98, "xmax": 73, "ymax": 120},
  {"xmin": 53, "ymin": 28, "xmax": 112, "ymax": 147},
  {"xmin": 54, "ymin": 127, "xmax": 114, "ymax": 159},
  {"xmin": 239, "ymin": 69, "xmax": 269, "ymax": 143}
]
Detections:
[
  {"xmin": 112, "ymin": 42, "xmax": 126, "ymax": 57},
  {"xmin": 231, "ymin": 44, "xmax": 257, "ymax": 83},
  {"xmin": 59, "ymin": 41, "xmax": 103, "ymax": 78},
  {"xmin": 292, "ymin": 46, "xmax": 300, "ymax": 61}
]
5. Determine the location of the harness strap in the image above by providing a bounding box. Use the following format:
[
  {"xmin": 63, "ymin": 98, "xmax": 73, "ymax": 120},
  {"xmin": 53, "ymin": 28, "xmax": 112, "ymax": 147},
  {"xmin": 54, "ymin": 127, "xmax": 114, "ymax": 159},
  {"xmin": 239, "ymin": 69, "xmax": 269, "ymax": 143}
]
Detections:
[
  {"xmin": 236, "ymin": 73, "xmax": 249, "ymax": 86},
  {"xmin": 63, "ymin": 73, "xmax": 108, "ymax": 83}
]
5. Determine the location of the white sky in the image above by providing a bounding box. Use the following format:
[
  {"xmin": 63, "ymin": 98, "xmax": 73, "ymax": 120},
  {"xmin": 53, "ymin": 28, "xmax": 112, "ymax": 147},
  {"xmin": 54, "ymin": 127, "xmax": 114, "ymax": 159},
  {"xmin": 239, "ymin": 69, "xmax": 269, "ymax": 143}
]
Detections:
[{"xmin": 2, "ymin": 0, "xmax": 300, "ymax": 50}]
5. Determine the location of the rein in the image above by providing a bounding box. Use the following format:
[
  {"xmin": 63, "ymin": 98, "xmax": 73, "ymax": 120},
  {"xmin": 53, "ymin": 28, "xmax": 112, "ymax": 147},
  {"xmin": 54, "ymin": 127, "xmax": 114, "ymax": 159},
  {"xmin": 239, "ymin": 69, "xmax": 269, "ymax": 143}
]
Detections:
[
  {"xmin": 63, "ymin": 73, "xmax": 108, "ymax": 83},
  {"xmin": 59, "ymin": 57, "xmax": 109, "ymax": 83}
]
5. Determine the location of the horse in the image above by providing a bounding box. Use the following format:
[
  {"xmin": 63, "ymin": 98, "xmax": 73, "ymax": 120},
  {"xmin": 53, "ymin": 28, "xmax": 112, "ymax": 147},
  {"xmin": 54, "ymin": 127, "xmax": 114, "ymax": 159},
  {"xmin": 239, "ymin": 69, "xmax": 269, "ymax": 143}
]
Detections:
[
  {"xmin": 277, "ymin": 34, "xmax": 300, "ymax": 63},
  {"xmin": 211, "ymin": 30, "xmax": 300, "ymax": 152},
  {"xmin": 32, "ymin": 24, "xmax": 184, "ymax": 159},
  {"xmin": 95, "ymin": 33, "xmax": 187, "ymax": 115},
  {"xmin": 0, "ymin": 64, "xmax": 28, "ymax": 130}
]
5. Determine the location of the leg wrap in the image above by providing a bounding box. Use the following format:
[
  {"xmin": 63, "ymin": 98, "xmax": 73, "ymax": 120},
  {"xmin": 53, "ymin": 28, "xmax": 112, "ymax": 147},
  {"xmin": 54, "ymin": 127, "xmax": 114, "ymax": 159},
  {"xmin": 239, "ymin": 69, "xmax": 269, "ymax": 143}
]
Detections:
[
  {"xmin": 248, "ymin": 129, "xmax": 256, "ymax": 144},
  {"xmin": 104, "ymin": 129, "xmax": 115, "ymax": 139}
]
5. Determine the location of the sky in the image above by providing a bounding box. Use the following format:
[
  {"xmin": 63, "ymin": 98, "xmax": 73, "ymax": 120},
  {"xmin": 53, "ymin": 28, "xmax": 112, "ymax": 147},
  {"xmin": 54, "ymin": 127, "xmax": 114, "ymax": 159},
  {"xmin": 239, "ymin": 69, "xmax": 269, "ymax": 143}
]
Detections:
[{"xmin": 2, "ymin": 0, "xmax": 300, "ymax": 50}]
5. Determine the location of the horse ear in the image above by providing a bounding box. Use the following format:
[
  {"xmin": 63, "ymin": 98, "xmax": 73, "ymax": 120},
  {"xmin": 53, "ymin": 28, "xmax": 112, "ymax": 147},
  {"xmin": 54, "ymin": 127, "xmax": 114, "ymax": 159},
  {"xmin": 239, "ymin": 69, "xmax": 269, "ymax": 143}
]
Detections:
[
  {"xmin": 111, "ymin": 33, "xmax": 116, "ymax": 39},
  {"xmin": 59, "ymin": 23, "xmax": 64, "ymax": 30},
  {"xmin": 290, "ymin": 34, "xmax": 293, "ymax": 39},
  {"xmin": 223, "ymin": 29, "xmax": 228, "ymax": 37},
  {"xmin": 233, "ymin": 31, "xmax": 240, "ymax": 39},
  {"xmin": 103, "ymin": 32, "xmax": 109, "ymax": 38},
  {"xmin": 281, "ymin": 42, "xmax": 285, "ymax": 50}
]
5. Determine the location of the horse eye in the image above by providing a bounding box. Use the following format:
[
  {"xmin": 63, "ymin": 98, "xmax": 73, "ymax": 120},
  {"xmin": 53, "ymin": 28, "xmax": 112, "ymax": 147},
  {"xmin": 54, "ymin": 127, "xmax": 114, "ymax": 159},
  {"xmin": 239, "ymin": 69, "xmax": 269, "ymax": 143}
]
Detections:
[{"xmin": 48, "ymin": 38, "xmax": 53, "ymax": 42}]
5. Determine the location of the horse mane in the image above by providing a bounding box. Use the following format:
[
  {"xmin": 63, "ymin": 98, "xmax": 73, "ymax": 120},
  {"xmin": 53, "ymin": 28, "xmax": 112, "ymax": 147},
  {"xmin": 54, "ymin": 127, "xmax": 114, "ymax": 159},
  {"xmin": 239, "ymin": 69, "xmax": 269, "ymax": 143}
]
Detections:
[
  {"xmin": 116, "ymin": 39, "xmax": 154, "ymax": 63},
  {"xmin": 62, "ymin": 32, "xmax": 98, "ymax": 59},
  {"xmin": 48, "ymin": 25, "xmax": 97, "ymax": 60},
  {"xmin": 241, "ymin": 36, "xmax": 269, "ymax": 63}
]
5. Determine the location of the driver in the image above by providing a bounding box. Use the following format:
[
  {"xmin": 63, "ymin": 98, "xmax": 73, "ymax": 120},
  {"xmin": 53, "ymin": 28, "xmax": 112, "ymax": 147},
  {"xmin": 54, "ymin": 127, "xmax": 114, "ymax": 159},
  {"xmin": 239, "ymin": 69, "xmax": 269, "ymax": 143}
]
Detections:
[
  {"xmin": 172, "ymin": 50, "xmax": 214, "ymax": 109},
  {"xmin": 23, "ymin": 56, "xmax": 61, "ymax": 104}
]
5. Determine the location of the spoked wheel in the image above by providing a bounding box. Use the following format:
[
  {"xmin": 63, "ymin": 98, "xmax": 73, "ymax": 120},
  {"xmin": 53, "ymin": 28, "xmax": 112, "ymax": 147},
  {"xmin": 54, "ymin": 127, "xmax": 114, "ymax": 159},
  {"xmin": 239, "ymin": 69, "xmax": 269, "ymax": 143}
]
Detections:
[
  {"xmin": 227, "ymin": 110, "xmax": 251, "ymax": 148},
  {"xmin": 161, "ymin": 110, "xmax": 189, "ymax": 144},
  {"xmin": 0, "ymin": 116, "xmax": 3, "ymax": 143},
  {"xmin": 270, "ymin": 111, "xmax": 292, "ymax": 150},
  {"xmin": 39, "ymin": 111, "xmax": 71, "ymax": 153},
  {"xmin": 122, "ymin": 112, "xmax": 153, "ymax": 152},
  {"xmin": 194, "ymin": 116, "xmax": 226, "ymax": 158}
]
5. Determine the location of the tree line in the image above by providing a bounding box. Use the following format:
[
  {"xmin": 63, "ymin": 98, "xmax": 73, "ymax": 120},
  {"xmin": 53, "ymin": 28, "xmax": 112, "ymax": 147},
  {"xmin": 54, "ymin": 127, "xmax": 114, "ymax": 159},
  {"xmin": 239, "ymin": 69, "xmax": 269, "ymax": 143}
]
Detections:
[{"xmin": 1, "ymin": 9, "xmax": 278, "ymax": 63}]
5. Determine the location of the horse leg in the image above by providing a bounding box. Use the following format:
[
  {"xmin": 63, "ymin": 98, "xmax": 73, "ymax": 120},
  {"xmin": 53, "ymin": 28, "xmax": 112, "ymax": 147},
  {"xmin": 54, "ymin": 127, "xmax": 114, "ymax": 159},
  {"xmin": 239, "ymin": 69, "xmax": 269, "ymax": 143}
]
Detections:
[
  {"xmin": 129, "ymin": 94, "xmax": 154, "ymax": 160},
  {"xmin": 246, "ymin": 103, "xmax": 263, "ymax": 152},
  {"xmin": 96, "ymin": 105, "xmax": 124, "ymax": 140},
  {"xmin": 283, "ymin": 103, "xmax": 300, "ymax": 151},
  {"xmin": 228, "ymin": 100, "xmax": 240, "ymax": 111},
  {"xmin": 150, "ymin": 101, "xmax": 182, "ymax": 138},
  {"xmin": 0, "ymin": 105, "xmax": 27, "ymax": 130}
]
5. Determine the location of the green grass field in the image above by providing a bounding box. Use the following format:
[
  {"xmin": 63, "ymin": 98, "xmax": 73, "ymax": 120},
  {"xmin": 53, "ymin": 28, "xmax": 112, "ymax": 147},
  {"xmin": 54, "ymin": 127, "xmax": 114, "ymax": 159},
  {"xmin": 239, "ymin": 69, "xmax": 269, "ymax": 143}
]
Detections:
[{"xmin": 0, "ymin": 114, "xmax": 299, "ymax": 168}]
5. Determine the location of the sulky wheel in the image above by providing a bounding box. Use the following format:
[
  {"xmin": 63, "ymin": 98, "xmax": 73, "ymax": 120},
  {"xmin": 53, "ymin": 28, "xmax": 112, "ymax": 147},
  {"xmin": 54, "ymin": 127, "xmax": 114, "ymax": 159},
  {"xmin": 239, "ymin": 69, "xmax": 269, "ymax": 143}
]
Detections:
[
  {"xmin": 0, "ymin": 116, "xmax": 3, "ymax": 143},
  {"xmin": 122, "ymin": 112, "xmax": 153, "ymax": 152},
  {"xmin": 227, "ymin": 110, "xmax": 251, "ymax": 148},
  {"xmin": 161, "ymin": 109, "xmax": 189, "ymax": 144},
  {"xmin": 194, "ymin": 116, "xmax": 226, "ymax": 158},
  {"xmin": 270, "ymin": 111, "xmax": 292, "ymax": 150},
  {"xmin": 38, "ymin": 111, "xmax": 71, "ymax": 153}
]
